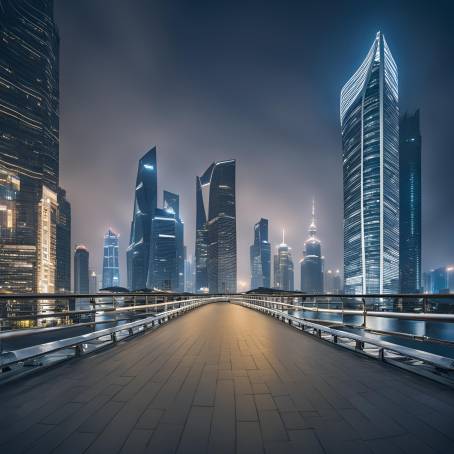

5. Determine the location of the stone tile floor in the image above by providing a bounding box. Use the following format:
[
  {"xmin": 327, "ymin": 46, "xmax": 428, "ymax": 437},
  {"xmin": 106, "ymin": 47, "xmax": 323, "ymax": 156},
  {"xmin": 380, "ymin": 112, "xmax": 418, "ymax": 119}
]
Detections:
[{"xmin": 1, "ymin": 303, "xmax": 454, "ymax": 453}]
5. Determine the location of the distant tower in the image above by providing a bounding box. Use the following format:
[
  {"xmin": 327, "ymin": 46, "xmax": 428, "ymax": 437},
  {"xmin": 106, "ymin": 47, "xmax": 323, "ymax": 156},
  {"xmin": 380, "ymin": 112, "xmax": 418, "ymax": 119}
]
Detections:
[
  {"xmin": 399, "ymin": 111, "xmax": 422, "ymax": 293},
  {"xmin": 250, "ymin": 218, "xmax": 271, "ymax": 289},
  {"xmin": 195, "ymin": 160, "xmax": 236, "ymax": 293},
  {"xmin": 126, "ymin": 148, "xmax": 157, "ymax": 290},
  {"xmin": 74, "ymin": 245, "xmax": 89, "ymax": 293},
  {"xmin": 273, "ymin": 230, "xmax": 294, "ymax": 291},
  {"xmin": 300, "ymin": 201, "xmax": 324, "ymax": 293},
  {"xmin": 341, "ymin": 32, "xmax": 399, "ymax": 294},
  {"xmin": 102, "ymin": 229, "xmax": 120, "ymax": 289},
  {"xmin": 89, "ymin": 270, "xmax": 98, "ymax": 293}
]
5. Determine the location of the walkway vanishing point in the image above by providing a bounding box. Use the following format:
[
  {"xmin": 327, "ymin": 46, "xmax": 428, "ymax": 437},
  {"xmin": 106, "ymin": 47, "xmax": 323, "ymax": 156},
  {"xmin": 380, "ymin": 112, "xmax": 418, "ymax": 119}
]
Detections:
[{"xmin": 1, "ymin": 300, "xmax": 454, "ymax": 454}]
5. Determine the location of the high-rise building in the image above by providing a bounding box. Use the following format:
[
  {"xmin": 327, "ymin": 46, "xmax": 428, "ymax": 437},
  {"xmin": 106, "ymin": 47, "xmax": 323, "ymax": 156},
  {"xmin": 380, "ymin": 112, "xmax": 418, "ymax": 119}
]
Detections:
[
  {"xmin": 184, "ymin": 249, "xmax": 195, "ymax": 293},
  {"xmin": 399, "ymin": 111, "xmax": 422, "ymax": 293},
  {"xmin": 250, "ymin": 218, "xmax": 271, "ymax": 289},
  {"xmin": 56, "ymin": 188, "xmax": 71, "ymax": 292},
  {"xmin": 127, "ymin": 147, "xmax": 157, "ymax": 290},
  {"xmin": 102, "ymin": 229, "xmax": 120, "ymax": 289},
  {"xmin": 325, "ymin": 269, "xmax": 342, "ymax": 294},
  {"xmin": 273, "ymin": 231, "xmax": 294, "ymax": 291},
  {"xmin": 89, "ymin": 270, "xmax": 98, "ymax": 294},
  {"xmin": 0, "ymin": 1, "xmax": 71, "ymax": 293},
  {"xmin": 147, "ymin": 191, "xmax": 184, "ymax": 292},
  {"xmin": 74, "ymin": 245, "xmax": 89, "ymax": 293},
  {"xmin": 196, "ymin": 160, "xmax": 236, "ymax": 293},
  {"xmin": 300, "ymin": 201, "xmax": 324, "ymax": 293},
  {"xmin": 341, "ymin": 31, "xmax": 399, "ymax": 294}
]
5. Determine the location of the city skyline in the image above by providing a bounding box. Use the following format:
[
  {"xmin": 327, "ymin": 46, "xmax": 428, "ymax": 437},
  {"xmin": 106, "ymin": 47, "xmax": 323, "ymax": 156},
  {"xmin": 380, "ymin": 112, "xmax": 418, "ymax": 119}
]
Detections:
[{"xmin": 41, "ymin": 1, "xmax": 454, "ymax": 289}]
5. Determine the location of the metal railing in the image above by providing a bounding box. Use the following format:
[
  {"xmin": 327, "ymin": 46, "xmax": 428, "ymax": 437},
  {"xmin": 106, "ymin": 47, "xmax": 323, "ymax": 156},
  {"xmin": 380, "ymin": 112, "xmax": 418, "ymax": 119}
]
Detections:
[
  {"xmin": 231, "ymin": 292, "xmax": 454, "ymax": 387},
  {"xmin": 0, "ymin": 292, "xmax": 227, "ymax": 382}
]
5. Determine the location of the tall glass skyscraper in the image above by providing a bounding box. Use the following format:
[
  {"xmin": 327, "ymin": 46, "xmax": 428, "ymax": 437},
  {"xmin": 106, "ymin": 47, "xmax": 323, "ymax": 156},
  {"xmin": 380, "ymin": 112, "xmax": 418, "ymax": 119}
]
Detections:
[
  {"xmin": 399, "ymin": 111, "xmax": 422, "ymax": 293},
  {"xmin": 0, "ymin": 0, "xmax": 71, "ymax": 293},
  {"xmin": 300, "ymin": 202, "xmax": 324, "ymax": 293},
  {"xmin": 195, "ymin": 160, "xmax": 236, "ymax": 293},
  {"xmin": 273, "ymin": 231, "xmax": 294, "ymax": 291},
  {"xmin": 250, "ymin": 218, "xmax": 271, "ymax": 289},
  {"xmin": 74, "ymin": 245, "xmax": 89, "ymax": 294},
  {"xmin": 340, "ymin": 32, "xmax": 399, "ymax": 294},
  {"xmin": 127, "ymin": 147, "xmax": 157, "ymax": 290},
  {"xmin": 102, "ymin": 229, "xmax": 120, "ymax": 289},
  {"xmin": 147, "ymin": 191, "xmax": 184, "ymax": 292}
]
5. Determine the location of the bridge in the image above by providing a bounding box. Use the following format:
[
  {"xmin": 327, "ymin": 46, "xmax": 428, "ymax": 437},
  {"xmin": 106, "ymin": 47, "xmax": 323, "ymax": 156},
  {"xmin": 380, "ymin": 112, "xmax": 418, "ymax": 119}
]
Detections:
[{"xmin": 1, "ymin": 293, "xmax": 454, "ymax": 453}]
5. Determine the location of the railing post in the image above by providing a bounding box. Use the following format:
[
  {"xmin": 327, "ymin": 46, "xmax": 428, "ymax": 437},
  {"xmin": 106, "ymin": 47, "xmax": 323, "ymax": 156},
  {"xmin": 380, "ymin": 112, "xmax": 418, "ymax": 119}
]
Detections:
[{"xmin": 362, "ymin": 298, "xmax": 366, "ymax": 328}]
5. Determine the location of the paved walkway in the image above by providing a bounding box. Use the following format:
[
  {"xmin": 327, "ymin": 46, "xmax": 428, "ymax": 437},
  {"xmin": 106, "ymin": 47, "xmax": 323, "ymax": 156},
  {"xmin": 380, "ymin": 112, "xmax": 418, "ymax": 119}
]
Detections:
[{"xmin": 1, "ymin": 303, "xmax": 454, "ymax": 454}]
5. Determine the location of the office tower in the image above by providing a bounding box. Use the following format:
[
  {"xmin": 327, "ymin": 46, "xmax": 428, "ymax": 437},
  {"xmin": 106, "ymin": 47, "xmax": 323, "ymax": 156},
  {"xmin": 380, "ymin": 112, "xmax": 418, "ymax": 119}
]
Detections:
[
  {"xmin": 37, "ymin": 186, "xmax": 58, "ymax": 293},
  {"xmin": 102, "ymin": 229, "xmax": 120, "ymax": 289},
  {"xmin": 163, "ymin": 191, "xmax": 184, "ymax": 291},
  {"xmin": 447, "ymin": 267, "xmax": 454, "ymax": 293},
  {"xmin": 399, "ymin": 111, "xmax": 422, "ymax": 293},
  {"xmin": 341, "ymin": 32, "xmax": 399, "ymax": 294},
  {"xmin": 300, "ymin": 201, "xmax": 324, "ymax": 293},
  {"xmin": 56, "ymin": 188, "xmax": 71, "ymax": 292},
  {"xmin": 250, "ymin": 218, "xmax": 271, "ymax": 289},
  {"xmin": 273, "ymin": 231, "xmax": 294, "ymax": 291},
  {"xmin": 184, "ymin": 250, "xmax": 195, "ymax": 293},
  {"xmin": 74, "ymin": 245, "xmax": 89, "ymax": 293},
  {"xmin": 0, "ymin": 1, "xmax": 71, "ymax": 293},
  {"xmin": 325, "ymin": 269, "xmax": 342, "ymax": 294},
  {"xmin": 196, "ymin": 160, "xmax": 236, "ymax": 293},
  {"xmin": 126, "ymin": 147, "xmax": 157, "ymax": 290},
  {"xmin": 431, "ymin": 267, "xmax": 448, "ymax": 294},
  {"xmin": 89, "ymin": 271, "xmax": 98, "ymax": 294}
]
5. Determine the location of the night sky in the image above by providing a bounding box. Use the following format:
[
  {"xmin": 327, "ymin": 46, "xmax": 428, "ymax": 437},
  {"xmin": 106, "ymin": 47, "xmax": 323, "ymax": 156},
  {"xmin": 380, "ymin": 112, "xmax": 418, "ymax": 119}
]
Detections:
[{"xmin": 55, "ymin": 0, "xmax": 454, "ymax": 289}]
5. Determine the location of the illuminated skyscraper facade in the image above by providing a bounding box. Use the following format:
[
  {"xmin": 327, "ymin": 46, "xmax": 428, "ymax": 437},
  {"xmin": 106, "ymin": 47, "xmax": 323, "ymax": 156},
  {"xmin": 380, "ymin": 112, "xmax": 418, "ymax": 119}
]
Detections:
[
  {"xmin": 300, "ymin": 202, "xmax": 324, "ymax": 293},
  {"xmin": 102, "ymin": 229, "xmax": 120, "ymax": 289},
  {"xmin": 273, "ymin": 232, "xmax": 294, "ymax": 291},
  {"xmin": 127, "ymin": 148, "xmax": 157, "ymax": 290},
  {"xmin": 0, "ymin": 0, "xmax": 71, "ymax": 293},
  {"xmin": 399, "ymin": 111, "xmax": 422, "ymax": 293},
  {"xmin": 196, "ymin": 160, "xmax": 236, "ymax": 293},
  {"xmin": 341, "ymin": 32, "xmax": 399, "ymax": 294},
  {"xmin": 250, "ymin": 218, "xmax": 271, "ymax": 289}
]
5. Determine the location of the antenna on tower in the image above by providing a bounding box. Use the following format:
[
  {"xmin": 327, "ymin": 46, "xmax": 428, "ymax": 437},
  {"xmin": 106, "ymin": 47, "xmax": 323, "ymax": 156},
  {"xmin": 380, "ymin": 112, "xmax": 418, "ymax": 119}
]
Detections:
[{"xmin": 282, "ymin": 229, "xmax": 285, "ymax": 244}]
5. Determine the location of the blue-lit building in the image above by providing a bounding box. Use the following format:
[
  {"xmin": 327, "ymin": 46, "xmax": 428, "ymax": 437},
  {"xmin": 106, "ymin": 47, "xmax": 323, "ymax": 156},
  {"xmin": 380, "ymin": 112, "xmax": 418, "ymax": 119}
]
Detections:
[
  {"xmin": 147, "ymin": 191, "xmax": 184, "ymax": 292},
  {"xmin": 273, "ymin": 232, "xmax": 294, "ymax": 291},
  {"xmin": 102, "ymin": 229, "xmax": 120, "ymax": 289},
  {"xmin": 195, "ymin": 160, "xmax": 237, "ymax": 293},
  {"xmin": 250, "ymin": 218, "xmax": 271, "ymax": 289},
  {"xmin": 300, "ymin": 202, "xmax": 324, "ymax": 293},
  {"xmin": 340, "ymin": 32, "xmax": 399, "ymax": 294},
  {"xmin": 126, "ymin": 148, "xmax": 157, "ymax": 290},
  {"xmin": 399, "ymin": 111, "xmax": 422, "ymax": 293}
]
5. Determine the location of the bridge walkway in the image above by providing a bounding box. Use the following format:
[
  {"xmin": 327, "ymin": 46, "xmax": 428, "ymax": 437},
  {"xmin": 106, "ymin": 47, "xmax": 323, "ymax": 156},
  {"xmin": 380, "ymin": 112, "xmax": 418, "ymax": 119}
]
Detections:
[{"xmin": 1, "ymin": 302, "xmax": 454, "ymax": 454}]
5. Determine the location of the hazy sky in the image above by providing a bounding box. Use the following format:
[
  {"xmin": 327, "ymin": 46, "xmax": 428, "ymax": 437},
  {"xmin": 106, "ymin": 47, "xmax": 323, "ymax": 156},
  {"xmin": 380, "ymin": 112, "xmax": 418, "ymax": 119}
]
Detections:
[{"xmin": 55, "ymin": 0, "xmax": 454, "ymax": 289}]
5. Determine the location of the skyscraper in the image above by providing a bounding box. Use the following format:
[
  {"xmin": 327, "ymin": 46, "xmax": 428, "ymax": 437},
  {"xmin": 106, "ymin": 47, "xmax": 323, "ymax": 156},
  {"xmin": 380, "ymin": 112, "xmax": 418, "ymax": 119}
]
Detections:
[
  {"xmin": 147, "ymin": 191, "xmax": 184, "ymax": 292},
  {"xmin": 89, "ymin": 270, "xmax": 98, "ymax": 294},
  {"xmin": 325, "ymin": 269, "xmax": 342, "ymax": 294},
  {"xmin": 184, "ymin": 250, "xmax": 195, "ymax": 293},
  {"xmin": 102, "ymin": 229, "xmax": 120, "ymax": 289},
  {"xmin": 250, "ymin": 218, "xmax": 271, "ymax": 289},
  {"xmin": 399, "ymin": 111, "xmax": 422, "ymax": 293},
  {"xmin": 196, "ymin": 160, "xmax": 236, "ymax": 293},
  {"xmin": 56, "ymin": 188, "xmax": 71, "ymax": 292},
  {"xmin": 273, "ymin": 231, "xmax": 294, "ymax": 291},
  {"xmin": 127, "ymin": 147, "xmax": 157, "ymax": 290},
  {"xmin": 0, "ymin": 1, "xmax": 71, "ymax": 293},
  {"xmin": 300, "ymin": 201, "xmax": 324, "ymax": 293},
  {"xmin": 74, "ymin": 245, "xmax": 89, "ymax": 294},
  {"xmin": 341, "ymin": 32, "xmax": 399, "ymax": 294}
]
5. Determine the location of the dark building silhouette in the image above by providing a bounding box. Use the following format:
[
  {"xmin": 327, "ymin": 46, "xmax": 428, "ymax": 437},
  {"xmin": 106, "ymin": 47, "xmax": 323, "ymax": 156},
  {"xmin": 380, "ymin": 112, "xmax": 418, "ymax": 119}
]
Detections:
[
  {"xmin": 0, "ymin": 0, "xmax": 71, "ymax": 293},
  {"xmin": 56, "ymin": 188, "xmax": 71, "ymax": 292},
  {"xmin": 126, "ymin": 147, "xmax": 157, "ymax": 290},
  {"xmin": 300, "ymin": 201, "xmax": 324, "ymax": 293},
  {"xmin": 250, "ymin": 218, "xmax": 271, "ymax": 289},
  {"xmin": 74, "ymin": 245, "xmax": 89, "ymax": 293},
  {"xmin": 196, "ymin": 160, "xmax": 236, "ymax": 293},
  {"xmin": 399, "ymin": 111, "xmax": 422, "ymax": 293}
]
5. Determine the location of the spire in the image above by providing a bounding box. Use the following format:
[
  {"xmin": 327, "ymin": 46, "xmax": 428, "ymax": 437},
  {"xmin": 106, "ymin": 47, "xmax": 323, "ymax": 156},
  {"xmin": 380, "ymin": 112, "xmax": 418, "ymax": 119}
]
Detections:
[
  {"xmin": 282, "ymin": 229, "xmax": 285, "ymax": 245},
  {"xmin": 309, "ymin": 199, "xmax": 317, "ymax": 237}
]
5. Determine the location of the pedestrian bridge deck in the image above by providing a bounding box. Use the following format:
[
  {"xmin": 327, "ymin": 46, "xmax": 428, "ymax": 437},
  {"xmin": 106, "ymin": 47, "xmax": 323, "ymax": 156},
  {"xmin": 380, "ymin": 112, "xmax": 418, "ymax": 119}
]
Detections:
[{"xmin": 1, "ymin": 302, "xmax": 454, "ymax": 454}]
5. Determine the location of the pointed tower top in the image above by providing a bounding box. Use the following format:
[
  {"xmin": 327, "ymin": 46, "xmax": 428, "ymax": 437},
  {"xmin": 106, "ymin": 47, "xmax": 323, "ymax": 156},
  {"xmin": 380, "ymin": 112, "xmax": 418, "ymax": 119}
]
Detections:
[{"xmin": 309, "ymin": 199, "xmax": 317, "ymax": 237}]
